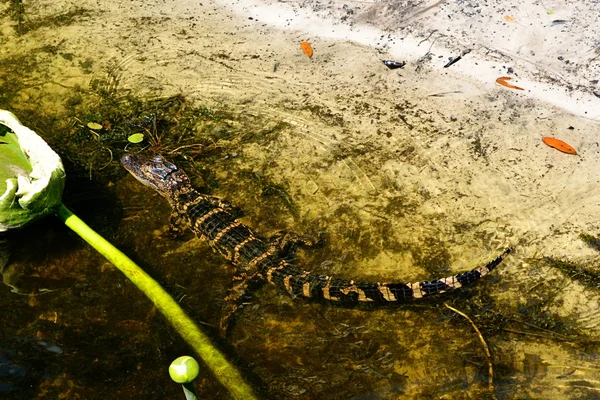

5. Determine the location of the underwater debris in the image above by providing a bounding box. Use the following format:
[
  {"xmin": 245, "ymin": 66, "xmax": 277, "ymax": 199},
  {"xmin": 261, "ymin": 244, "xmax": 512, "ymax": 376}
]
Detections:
[
  {"xmin": 543, "ymin": 256, "xmax": 600, "ymax": 291},
  {"xmin": 381, "ymin": 59, "xmax": 406, "ymax": 69},
  {"xmin": 579, "ymin": 233, "xmax": 600, "ymax": 252},
  {"xmin": 444, "ymin": 49, "xmax": 471, "ymax": 68}
]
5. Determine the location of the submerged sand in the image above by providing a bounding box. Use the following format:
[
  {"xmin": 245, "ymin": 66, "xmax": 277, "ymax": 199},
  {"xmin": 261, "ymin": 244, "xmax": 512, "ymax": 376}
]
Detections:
[{"xmin": 1, "ymin": 0, "xmax": 600, "ymax": 398}]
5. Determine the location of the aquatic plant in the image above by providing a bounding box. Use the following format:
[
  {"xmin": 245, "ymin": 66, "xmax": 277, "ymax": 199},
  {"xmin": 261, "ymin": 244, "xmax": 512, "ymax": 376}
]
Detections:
[{"xmin": 0, "ymin": 110, "xmax": 256, "ymax": 400}]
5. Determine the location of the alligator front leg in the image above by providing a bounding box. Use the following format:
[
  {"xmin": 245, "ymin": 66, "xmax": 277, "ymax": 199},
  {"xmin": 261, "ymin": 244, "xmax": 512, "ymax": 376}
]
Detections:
[
  {"xmin": 204, "ymin": 195, "xmax": 235, "ymax": 213},
  {"xmin": 168, "ymin": 211, "xmax": 188, "ymax": 238}
]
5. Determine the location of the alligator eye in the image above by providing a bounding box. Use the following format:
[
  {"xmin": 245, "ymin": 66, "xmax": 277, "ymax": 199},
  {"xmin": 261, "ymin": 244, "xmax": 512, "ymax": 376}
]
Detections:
[
  {"xmin": 154, "ymin": 167, "xmax": 171, "ymax": 179},
  {"xmin": 152, "ymin": 155, "xmax": 165, "ymax": 162},
  {"xmin": 163, "ymin": 160, "xmax": 177, "ymax": 171}
]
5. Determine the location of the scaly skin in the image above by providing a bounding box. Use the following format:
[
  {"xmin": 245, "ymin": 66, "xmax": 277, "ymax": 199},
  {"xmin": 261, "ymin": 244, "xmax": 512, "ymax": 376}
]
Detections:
[{"xmin": 121, "ymin": 153, "xmax": 512, "ymax": 304}]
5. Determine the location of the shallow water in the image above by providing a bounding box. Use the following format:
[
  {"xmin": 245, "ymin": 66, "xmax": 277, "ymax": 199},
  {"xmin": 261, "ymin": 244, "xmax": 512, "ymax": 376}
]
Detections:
[{"xmin": 1, "ymin": 0, "xmax": 600, "ymax": 399}]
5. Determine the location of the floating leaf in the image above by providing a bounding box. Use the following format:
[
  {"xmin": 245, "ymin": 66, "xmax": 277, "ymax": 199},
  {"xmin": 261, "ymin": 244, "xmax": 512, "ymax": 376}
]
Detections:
[
  {"xmin": 542, "ymin": 137, "xmax": 577, "ymax": 155},
  {"xmin": 504, "ymin": 15, "xmax": 515, "ymax": 22},
  {"xmin": 87, "ymin": 122, "xmax": 103, "ymax": 130},
  {"xmin": 127, "ymin": 133, "xmax": 145, "ymax": 144},
  {"xmin": 300, "ymin": 41, "xmax": 313, "ymax": 58}
]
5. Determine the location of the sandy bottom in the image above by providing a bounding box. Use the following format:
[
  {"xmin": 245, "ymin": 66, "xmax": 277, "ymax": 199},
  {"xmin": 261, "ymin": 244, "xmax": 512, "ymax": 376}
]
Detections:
[{"xmin": 1, "ymin": 0, "xmax": 600, "ymax": 398}]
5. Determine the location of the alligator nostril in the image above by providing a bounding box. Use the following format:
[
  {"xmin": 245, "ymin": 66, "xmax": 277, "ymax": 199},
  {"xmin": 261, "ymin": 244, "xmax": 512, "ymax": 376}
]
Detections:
[{"xmin": 121, "ymin": 153, "xmax": 136, "ymax": 165}]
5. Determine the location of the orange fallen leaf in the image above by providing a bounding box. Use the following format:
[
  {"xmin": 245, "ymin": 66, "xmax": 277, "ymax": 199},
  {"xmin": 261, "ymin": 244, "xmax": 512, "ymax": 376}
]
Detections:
[
  {"xmin": 542, "ymin": 137, "xmax": 577, "ymax": 155},
  {"xmin": 300, "ymin": 41, "xmax": 313, "ymax": 58},
  {"xmin": 496, "ymin": 76, "xmax": 525, "ymax": 91},
  {"xmin": 504, "ymin": 15, "xmax": 515, "ymax": 22}
]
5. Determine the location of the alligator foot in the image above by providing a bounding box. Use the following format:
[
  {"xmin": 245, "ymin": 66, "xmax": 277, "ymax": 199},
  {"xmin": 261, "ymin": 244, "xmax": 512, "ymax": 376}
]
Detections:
[{"xmin": 267, "ymin": 231, "xmax": 324, "ymax": 261}]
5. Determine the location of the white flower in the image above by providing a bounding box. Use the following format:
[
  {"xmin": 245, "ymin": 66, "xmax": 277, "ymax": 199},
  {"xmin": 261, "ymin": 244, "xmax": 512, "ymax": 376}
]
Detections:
[{"xmin": 0, "ymin": 110, "xmax": 65, "ymax": 231}]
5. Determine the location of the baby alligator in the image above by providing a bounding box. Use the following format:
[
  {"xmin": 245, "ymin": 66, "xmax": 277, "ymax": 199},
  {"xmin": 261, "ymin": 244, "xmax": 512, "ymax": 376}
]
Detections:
[{"xmin": 122, "ymin": 153, "xmax": 511, "ymax": 311}]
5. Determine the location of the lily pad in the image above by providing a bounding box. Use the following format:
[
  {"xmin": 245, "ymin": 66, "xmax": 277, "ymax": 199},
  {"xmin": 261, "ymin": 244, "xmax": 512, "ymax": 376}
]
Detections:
[{"xmin": 127, "ymin": 133, "xmax": 145, "ymax": 143}]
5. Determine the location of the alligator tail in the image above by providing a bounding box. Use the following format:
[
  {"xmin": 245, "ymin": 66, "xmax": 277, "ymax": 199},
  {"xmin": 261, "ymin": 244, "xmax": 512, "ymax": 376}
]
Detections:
[{"xmin": 265, "ymin": 247, "xmax": 512, "ymax": 303}]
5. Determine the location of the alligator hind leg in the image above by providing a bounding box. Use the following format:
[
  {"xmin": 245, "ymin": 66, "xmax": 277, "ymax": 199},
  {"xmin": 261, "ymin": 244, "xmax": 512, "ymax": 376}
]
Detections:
[
  {"xmin": 267, "ymin": 231, "xmax": 323, "ymax": 261},
  {"xmin": 219, "ymin": 272, "xmax": 265, "ymax": 335}
]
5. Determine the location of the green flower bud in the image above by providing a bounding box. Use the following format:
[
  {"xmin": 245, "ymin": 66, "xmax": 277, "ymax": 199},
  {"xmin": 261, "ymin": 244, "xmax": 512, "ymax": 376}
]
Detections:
[{"xmin": 169, "ymin": 356, "xmax": 200, "ymax": 384}]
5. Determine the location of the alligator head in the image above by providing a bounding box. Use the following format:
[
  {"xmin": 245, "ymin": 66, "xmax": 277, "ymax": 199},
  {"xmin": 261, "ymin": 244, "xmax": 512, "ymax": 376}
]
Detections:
[{"xmin": 121, "ymin": 153, "xmax": 191, "ymax": 196}]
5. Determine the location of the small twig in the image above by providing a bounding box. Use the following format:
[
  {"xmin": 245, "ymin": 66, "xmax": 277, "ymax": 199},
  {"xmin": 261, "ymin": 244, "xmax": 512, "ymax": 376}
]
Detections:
[
  {"xmin": 426, "ymin": 37, "xmax": 438, "ymax": 54},
  {"xmin": 501, "ymin": 327, "xmax": 563, "ymax": 340},
  {"xmin": 97, "ymin": 147, "xmax": 114, "ymax": 170},
  {"xmin": 445, "ymin": 303, "xmax": 497, "ymax": 400},
  {"xmin": 167, "ymin": 143, "xmax": 206, "ymax": 154},
  {"xmin": 504, "ymin": 319, "xmax": 570, "ymax": 340},
  {"xmin": 586, "ymin": 46, "xmax": 600, "ymax": 67},
  {"xmin": 427, "ymin": 90, "xmax": 463, "ymax": 97},
  {"xmin": 417, "ymin": 29, "xmax": 438, "ymax": 46}
]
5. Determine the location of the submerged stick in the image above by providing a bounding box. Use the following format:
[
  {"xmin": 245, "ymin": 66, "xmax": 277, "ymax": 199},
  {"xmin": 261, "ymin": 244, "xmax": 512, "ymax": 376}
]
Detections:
[
  {"xmin": 56, "ymin": 203, "xmax": 257, "ymax": 400},
  {"xmin": 445, "ymin": 303, "xmax": 497, "ymax": 400}
]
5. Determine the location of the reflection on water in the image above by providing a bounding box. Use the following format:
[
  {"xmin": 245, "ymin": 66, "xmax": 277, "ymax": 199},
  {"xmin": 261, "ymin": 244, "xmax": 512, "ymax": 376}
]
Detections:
[{"xmin": 1, "ymin": 0, "xmax": 600, "ymax": 399}]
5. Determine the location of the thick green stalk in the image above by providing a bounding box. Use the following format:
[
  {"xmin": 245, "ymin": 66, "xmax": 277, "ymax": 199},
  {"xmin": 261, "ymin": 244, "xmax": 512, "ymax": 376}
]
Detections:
[{"xmin": 56, "ymin": 203, "xmax": 257, "ymax": 400}]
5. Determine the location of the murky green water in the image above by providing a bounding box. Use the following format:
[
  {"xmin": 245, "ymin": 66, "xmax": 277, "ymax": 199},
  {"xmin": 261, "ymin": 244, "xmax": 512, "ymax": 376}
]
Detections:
[{"xmin": 2, "ymin": 1, "xmax": 600, "ymax": 399}]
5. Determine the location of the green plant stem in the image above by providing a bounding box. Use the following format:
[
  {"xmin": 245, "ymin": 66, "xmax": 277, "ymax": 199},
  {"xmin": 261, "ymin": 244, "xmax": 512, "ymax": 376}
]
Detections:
[{"xmin": 55, "ymin": 203, "xmax": 257, "ymax": 400}]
